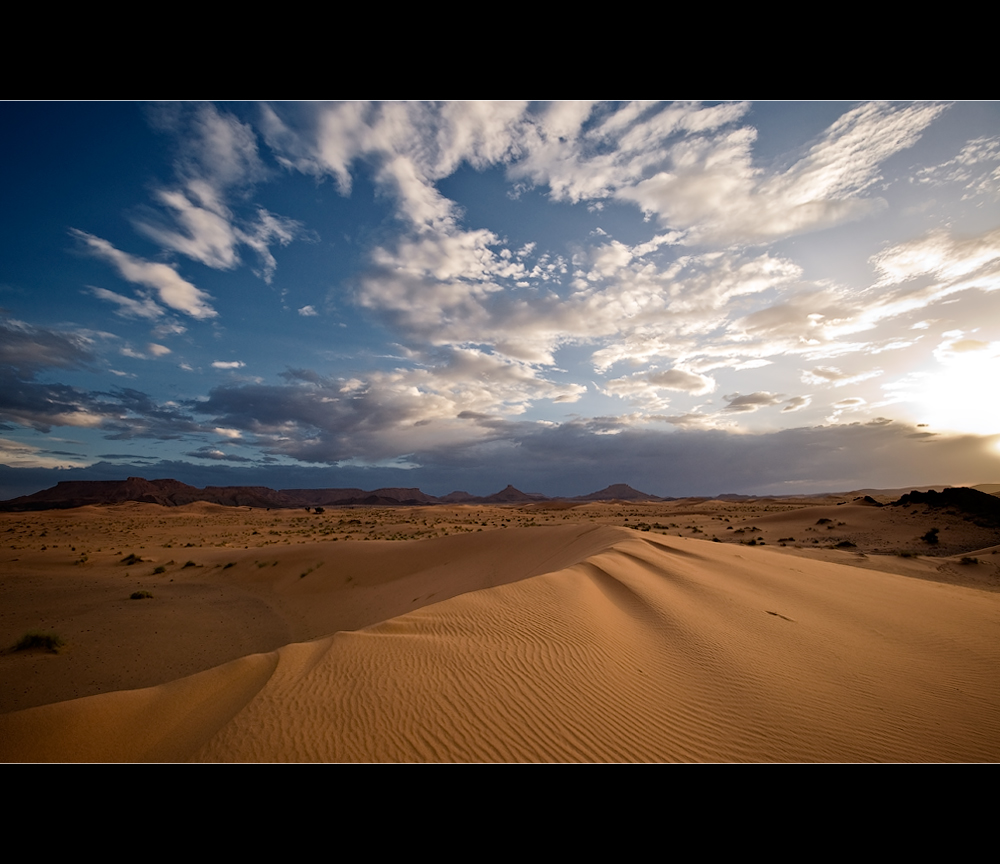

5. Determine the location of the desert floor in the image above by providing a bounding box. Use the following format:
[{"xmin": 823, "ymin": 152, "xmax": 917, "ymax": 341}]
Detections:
[{"xmin": 2, "ymin": 495, "xmax": 999, "ymax": 761}]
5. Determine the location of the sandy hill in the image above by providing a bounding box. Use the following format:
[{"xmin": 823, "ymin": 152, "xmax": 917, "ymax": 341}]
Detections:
[{"xmin": 3, "ymin": 519, "xmax": 999, "ymax": 762}]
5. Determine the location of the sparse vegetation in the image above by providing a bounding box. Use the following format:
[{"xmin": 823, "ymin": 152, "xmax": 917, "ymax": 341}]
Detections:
[
  {"xmin": 130, "ymin": 590, "xmax": 153, "ymax": 600},
  {"xmin": 960, "ymin": 556, "xmax": 979, "ymax": 565},
  {"xmin": 14, "ymin": 631, "xmax": 64, "ymax": 653}
]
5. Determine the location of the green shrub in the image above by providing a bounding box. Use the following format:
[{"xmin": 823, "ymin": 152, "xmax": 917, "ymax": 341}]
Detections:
[{"xmin": 14, "ymin": 632, "xmax": 64, "ymax": 653}]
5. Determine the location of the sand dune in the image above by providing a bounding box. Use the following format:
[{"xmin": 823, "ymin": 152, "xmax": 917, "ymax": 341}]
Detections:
[{"xmin": 3, "ymin": 526, "xmax": 999, "ymax": 762}]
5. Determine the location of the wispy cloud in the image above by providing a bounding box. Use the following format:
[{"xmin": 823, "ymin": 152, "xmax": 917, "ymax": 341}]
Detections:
[
  {"xmin": 73, "ymin": 230, "xmax": 216, "ymax": 319},
  {"xmin": 136, "ymin": 103, "xmax": 302, "ymax": 283}
]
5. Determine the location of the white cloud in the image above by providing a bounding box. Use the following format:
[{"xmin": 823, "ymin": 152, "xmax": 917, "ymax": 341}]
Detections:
[
  {"xmin": 197, "ymin": 348, "xmax": 587, "ymax": 464},
  {"xmin": 136, "ymin": 104, "xmax": 300, "ymax": 283},
  {"xmin": 137, "ymin": 183, "xmax": 240, "ymax": 270},
  {"xmin": 509, "ymin": 101, "xmax": 749, "ymax": 206},
  {"xmin": 147, "ymin": 343, "xmax": 171, "ymax": 357},
  {"xmin": 212, "ymin": 360, "xmax": 245, "ymax": 369},
  {"xmin": 619, "ymin": 102, "xmax": 947, "ymax": 245},
  {"xmin": 73, "ymin": 230, "xmax": 216, "ymax": 319},
  {"xmin": 872, "ymin": 226, "xmax": 1000, "ymax": 288},
  {"xmin": 782, "ymin": 395, "xmax": 811, "ymax": 412},
  {"xmin": 602, "ymin": 367, "xmax": 716, "ymax": 411},
  {"xmin": 298, "ymin": 305, "xmax": 319, "ymax": 316},
  {"xmin": 89, "ymin": 286, "xmax": 164, "ymax": 319},
  {"xmin": 801, "ymin": 365, "xmax": 882, "ymax": 387},
  {"xmin": 722, "ymin": 391, "xmax": 784, "ymax": 413},
  {"xmin": 0, "ymin": 438, "xmax": 89, "ymax": 469},
  {"xmin": 916, "ymin": 135, "xmax": 1000, "ymax": 199}
]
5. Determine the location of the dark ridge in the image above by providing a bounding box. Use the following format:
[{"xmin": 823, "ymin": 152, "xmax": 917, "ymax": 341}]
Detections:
[
  {"xmin": 478, "ymin": 484, "xmax": 547, "ymax": 504},
  {"xmin": 890, "ymin": 487, "xmax": 1000, "ymax": 527},
  {"xmin": 573, "ymin": 483, "xmax": 663, "ymax": 502}
]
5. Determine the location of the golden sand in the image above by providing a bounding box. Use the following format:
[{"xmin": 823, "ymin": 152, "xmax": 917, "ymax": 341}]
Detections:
[{"xmin": 2, "ymin": 499, "xmax": 999, "ymax": 761}]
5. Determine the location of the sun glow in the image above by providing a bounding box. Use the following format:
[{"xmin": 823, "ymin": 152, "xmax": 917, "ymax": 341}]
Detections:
[{"xmin": 908, "ymin": 347, "xmax": 1000, "ymax": 436}]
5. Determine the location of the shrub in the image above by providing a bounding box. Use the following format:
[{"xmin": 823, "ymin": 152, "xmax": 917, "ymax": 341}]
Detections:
[
  {"xmin": 152, "ymin": 565, "xmax": 166, "ymax": 574},
  {"xmin": 14, "ymin": 632, "xmax": 64, "ymax": 653},
  {"xmin": 130, "ymin": 590, "xmax": 153, "ymax": 600},
  {"xmin": 121, "ymin": 553, "xmax": 143, "ymax": 565},
  {"xmin": 922, "ymin": 527, "xmax": 940, "ymax": 545},
  {"xmin": 960, "ymin": 556, "xmax": 979, "ymax": 565}
]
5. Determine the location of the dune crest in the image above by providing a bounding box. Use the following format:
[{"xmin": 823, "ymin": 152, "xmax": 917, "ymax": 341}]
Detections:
[{"xmin": 3, "ymin": 528, "xmax": 999, "ymax": 762}]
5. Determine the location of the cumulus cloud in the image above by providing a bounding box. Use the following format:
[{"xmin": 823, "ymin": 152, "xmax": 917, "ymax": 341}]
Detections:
[
  {"xmin": 268, "ymin": 101, "xmax": 941, "ymax": 250},
  {"xmin": 253, "ymin": 102, "xmax": 958, "ymax": 399},
  {"xmin": 73, "ymin": 230, "xmax": 216, "ymax": 319},
  {"xmin": 192, "ymin": 350, "xmax": 586, "ymax": 464}
]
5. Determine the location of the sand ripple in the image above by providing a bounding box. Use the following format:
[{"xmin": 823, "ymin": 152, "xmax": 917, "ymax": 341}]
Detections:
[{"xmin": 3, "ymin": 530, "xmax": 1000, "ymax": 762}]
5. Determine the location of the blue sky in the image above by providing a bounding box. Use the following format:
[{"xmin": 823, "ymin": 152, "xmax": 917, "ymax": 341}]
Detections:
[{"xmin": 2, "ymin": 101, "xmax": 999, "ymax": 499}]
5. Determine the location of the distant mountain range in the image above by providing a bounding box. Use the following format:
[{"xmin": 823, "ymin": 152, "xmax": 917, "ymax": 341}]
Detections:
[
  {"xmin": 3, "ymin": 477, "xmax": 996, "ymax": 512},
  {"xmin": 0, "ymin": 477, "xmax": 670, "ymax": 511}
]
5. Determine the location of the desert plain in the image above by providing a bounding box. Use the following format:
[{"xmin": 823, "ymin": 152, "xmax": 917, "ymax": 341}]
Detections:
[{"xmin": 2, "ymin": 489, "xmax": 1000, "ymax": 762}]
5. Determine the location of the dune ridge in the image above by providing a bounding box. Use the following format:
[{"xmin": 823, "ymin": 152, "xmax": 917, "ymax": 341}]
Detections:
[{"xmin": 3, "ymin": 527, "xmax": 999, "ymax": 762}]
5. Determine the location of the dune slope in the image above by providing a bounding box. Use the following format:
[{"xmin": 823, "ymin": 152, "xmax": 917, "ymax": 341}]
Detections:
[{"xmin": 3, "ymin": 529, "xmax": 999, "ymax": 762}]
